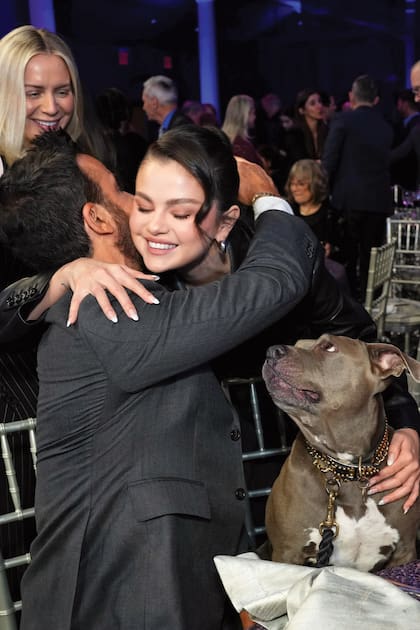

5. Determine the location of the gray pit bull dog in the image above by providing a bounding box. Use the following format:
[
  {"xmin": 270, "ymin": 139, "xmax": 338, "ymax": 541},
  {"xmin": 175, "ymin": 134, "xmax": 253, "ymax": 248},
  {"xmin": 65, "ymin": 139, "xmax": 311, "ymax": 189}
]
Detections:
[{"xmin": 262, "ymin": 334, "xmax": 420, "ymax": 571}]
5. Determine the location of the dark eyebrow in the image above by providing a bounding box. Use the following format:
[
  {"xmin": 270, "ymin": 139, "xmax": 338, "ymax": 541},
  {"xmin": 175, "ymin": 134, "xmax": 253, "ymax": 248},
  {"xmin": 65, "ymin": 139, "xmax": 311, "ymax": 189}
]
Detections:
[{"xmin": 135, "ymin": 191, "xmax": 202, "ymax": 207}]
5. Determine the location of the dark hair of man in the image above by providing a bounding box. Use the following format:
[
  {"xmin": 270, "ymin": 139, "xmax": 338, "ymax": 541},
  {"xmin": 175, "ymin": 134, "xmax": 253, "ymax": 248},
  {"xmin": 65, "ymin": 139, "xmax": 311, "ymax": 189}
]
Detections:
[
  {"xmin": 145, "ymin": 124, "xmax": 239, "ymax": 226},
  {"xmin": 352, "ymin": 75, "xmax": 379, "ymax": 104},
  {"xmin": 0, "ymin": 130, "xmax": 102, "ymax": 272}
]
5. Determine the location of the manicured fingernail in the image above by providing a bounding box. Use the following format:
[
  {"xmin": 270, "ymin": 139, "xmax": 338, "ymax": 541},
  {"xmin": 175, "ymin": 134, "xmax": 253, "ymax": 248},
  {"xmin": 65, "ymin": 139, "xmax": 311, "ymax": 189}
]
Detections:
[
  {"xmin": 403, "ymin": 506, "xmax": 410, "ymax": 515},
  {"xmin": 387, "ymin": 454, "xmax": 395, "ymax": 466},
  {"xmin": 110, "ymin": 314, "xmax": 118, "ymax": 323},
  {"xmin": 152, "ymin": 275, "xmax": 160, "ymax": 280},
  {"xmin": 378, "ymin": 498, "xmax": 385, "ymax": 506},
  {"xmin": 66, "ymin": 320, "xmax": 72, "ymax": 328},
  {"xmin": 151, "ymin": 297, "xmax": 160, "ymax": 304},
  {"xmin": 368, "ymin": 488, "xmax": 376, "ymax": 495},
  {"xmin": 129, "ymin": 310, "xmax": 139, "ymax": 321}
]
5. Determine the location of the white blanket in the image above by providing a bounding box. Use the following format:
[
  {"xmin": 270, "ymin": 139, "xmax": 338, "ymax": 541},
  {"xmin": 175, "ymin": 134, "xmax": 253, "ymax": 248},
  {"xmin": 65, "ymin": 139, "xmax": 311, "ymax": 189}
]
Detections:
[{"xmin": 214, "ymin": 552, "xmax": 420, "ymax": 629}]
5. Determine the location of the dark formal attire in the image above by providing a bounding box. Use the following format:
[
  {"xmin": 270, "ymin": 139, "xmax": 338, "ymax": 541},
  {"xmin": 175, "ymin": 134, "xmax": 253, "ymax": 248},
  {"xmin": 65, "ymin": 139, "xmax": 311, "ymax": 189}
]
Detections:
[
  {"xmin": 391, "ymin": 123, "xmax": 420, "ymax": 193},
  {"xmin": 284, "ymin": 121, "xmax": 329, "ymax": 170},
  {"xmin": 8, "ymin": 212, "xmax": 320, "ymax": 630},
  {"xmin": 322, "ymin": 106, "xmax": 393, "ymax": 301},
  {"xmin": 0, "ymin": 246, "xmax": 39, "ymax": 604},
  {"xmin": 390, "ymin": 112, "xmax": 420, "ymax": 191}
]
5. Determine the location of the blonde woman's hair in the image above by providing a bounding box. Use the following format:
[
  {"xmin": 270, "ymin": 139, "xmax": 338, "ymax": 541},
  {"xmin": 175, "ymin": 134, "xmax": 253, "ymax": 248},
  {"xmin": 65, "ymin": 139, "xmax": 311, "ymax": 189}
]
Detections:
[
  {"xmin": 285, "ymin": 159, "xmax": 329, "ymax": 205},
  {"xmin": 221, "ymin": 94, "xmax": 255, "ymax": 142},
  {"xmin": 0, "ymin": 25, "xmax": 83, "ymax": 166}
]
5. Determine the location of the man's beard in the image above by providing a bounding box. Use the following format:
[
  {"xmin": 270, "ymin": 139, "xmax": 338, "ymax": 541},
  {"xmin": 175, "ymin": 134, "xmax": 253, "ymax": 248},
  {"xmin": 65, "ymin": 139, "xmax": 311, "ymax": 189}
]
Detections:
[{"xmin": 106, "ymin": 199, "xmax": 144, "ymax": 270}]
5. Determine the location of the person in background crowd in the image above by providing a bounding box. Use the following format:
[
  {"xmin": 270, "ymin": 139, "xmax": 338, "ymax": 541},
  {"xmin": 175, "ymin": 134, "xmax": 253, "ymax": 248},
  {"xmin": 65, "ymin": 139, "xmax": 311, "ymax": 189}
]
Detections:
[
  {"xmin": 181, "ymin": 99, "xmax": 205, "ymax": 125},
  {"xmin": 322, "ymin": 74, "xmax": 393, "ymax": 302},
  {"xmin": 255, "ymin": 92, "xmax": 286, "ymax": 149},
  {"xmin": 200, "ymin": 102, "xmax": 219, "ymax": 126},
  {"xmin": 320, "ymin": 90, "xmax": 337, "ymax": 123},
  {"xmin": 222, "ymin": 94, "xmax": 263, "ymax": 166},
  {"xmin": 285, "ymin": 158, "xmax": 350, "ymax": 293},
  {"xmin": 284, "ymin": 87, "xmax": 329, "ymax": 169},
  {"xmin": 390, "ymin": 88, "xmax": 420, "ymax": 193},
  {"xmin": 141, "ymin": 75, "xmax": 192, "ymax": 140}
]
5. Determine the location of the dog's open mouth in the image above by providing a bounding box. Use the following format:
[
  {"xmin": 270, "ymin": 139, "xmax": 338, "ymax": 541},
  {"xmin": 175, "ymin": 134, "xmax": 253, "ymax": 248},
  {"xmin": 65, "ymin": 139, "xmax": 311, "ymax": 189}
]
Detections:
[{"xmin": 262, "ymin": 361, "xmax": 320, "ymax": 410}]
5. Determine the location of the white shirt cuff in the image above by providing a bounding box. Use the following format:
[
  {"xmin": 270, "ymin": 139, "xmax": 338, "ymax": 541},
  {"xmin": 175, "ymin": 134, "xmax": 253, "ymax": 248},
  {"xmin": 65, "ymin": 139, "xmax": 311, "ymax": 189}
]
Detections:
[{"xmin": 253, "ymin": 196, "xmax": 294, "ymax": 220}]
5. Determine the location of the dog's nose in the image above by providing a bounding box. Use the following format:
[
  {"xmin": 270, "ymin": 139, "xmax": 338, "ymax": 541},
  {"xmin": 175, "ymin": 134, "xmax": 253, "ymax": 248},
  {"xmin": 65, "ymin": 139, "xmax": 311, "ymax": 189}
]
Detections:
[{"xmin": 266, "ymin": 345, "xmax": 289, "ymax": 359}]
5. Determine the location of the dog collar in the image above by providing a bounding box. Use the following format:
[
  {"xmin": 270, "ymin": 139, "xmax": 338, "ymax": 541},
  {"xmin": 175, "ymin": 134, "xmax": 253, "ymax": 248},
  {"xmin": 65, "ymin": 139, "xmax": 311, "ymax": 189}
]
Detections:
[{"xmin": 305, "ymin": 419, "xmax": 390, "ymax": 482}]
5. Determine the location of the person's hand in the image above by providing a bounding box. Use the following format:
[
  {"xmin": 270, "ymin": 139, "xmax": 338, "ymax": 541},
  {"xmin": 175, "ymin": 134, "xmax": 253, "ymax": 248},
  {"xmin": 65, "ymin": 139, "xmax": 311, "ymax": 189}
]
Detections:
[
  {"xmin": 60, "ymin": 258, "xmax": 160, "ymax": 326},
  {"xmin": 234, "ymin": 156, "xmax": 279, "ymax": 206},
  {"xmin": 368, "ymin": 428, "xmax": 420, "ymax": 513}
]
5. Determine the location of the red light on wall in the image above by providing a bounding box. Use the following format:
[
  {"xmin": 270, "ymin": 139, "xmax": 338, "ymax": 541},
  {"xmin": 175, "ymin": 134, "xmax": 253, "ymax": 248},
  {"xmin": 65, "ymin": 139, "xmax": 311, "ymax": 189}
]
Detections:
[
  {"xmin": 163, "ymin": 55, "xmax": 173, "ymax": 70},
  {"xmin": 118, "ymin": 48, "xmax": 129, "ymax": 66}
]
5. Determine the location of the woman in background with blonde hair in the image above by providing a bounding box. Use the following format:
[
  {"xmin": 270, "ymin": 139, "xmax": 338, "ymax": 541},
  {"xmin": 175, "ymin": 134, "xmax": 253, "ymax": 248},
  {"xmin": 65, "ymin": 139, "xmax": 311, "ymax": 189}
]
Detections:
[
  {"xmin": 0, "ymin": 24, "xmax": 108, "ymax": 174},
  {"xmin": 222, "ymin": 94, "xmax": 263, "ymax": 166}
]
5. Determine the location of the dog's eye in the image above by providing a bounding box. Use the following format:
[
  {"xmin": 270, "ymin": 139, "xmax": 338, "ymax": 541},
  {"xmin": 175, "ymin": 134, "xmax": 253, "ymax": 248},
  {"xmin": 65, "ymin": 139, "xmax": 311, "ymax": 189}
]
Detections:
[{"xmin": 320, "ymin": 341, "xmax": 336, "ymax": 353}]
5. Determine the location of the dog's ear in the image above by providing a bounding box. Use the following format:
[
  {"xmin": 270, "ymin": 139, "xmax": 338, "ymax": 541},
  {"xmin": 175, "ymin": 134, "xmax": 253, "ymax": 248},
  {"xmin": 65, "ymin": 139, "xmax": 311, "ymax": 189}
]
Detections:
[{"xmin": 368, "ymin": 343, "xmax": 420, "ymax": 383}]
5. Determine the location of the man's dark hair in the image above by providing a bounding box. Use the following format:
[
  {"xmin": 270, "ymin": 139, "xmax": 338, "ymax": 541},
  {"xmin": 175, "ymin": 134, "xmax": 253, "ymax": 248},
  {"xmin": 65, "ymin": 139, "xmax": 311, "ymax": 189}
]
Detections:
[
  {"xmin": 0, "ymin": 130, "xmax": 105, "ymax": 272},
  {"xmin": 352, "ymin": 75, "xmax": 379, "ymax": 104}
]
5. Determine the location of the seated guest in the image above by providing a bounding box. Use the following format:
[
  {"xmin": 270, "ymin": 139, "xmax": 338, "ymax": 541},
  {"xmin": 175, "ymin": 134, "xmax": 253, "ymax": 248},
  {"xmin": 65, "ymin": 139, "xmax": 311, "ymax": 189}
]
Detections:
[{"xmin": 285, "ymin": 158, "xmax": 350, "ymax": 292}]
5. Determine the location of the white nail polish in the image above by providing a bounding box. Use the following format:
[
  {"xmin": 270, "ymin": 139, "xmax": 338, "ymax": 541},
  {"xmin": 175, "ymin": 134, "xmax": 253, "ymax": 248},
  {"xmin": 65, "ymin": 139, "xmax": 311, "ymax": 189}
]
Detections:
[
  {"xmin": 387, "ymin": 454, "xmax": 395, "ymax": 466},
  {"xmin": 110, "ymin": 315, "xmax": 118, "ymax": 323},
  {"xmin": 403, "ymin": 506, "xmax": 409, "ymax": 515},
  {"xmin": 130, "ymin": 312, "xmax": 139, "ymax": 321},
  {"xmin": 378, "ymin": 498, "xmax": 385, "ymax": 506},
  {"xmin": 66, "ymin": 320, "xmax": 71, "ymax": 328},
  {"xmin": 151, "ymin": 297, "xmax": 160, "ymax": 305}
]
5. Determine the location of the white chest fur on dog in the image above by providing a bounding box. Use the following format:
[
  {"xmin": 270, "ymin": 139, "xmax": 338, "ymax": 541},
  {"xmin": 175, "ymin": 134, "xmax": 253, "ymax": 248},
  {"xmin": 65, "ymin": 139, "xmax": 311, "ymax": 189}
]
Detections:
[
  {"xmin": 263, "ymin": 334, "xmax": 420, "ymax": 570},
  {"xmin": 305, "ymin": 499, "xmax": 400, "ymax": 572}
]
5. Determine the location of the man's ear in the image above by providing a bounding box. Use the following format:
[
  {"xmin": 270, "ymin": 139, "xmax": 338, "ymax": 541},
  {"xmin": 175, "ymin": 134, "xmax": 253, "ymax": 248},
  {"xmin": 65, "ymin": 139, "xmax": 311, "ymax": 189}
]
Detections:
[
  {"xmin": 216, "ymin": 204, "xmax": 240, "ymax": 242},
  {"xmin": 82, "ymin": 203, "xmax": 116, "ymax": 236}
]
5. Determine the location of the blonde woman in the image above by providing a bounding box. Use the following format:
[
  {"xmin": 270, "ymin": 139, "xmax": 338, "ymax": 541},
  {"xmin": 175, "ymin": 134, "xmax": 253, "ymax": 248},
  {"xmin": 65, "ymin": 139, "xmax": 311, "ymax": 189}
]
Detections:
[
  {"xmin": 0, "ymin": 25, "xmax": 111, "ymax": 174},
  {"xmin": 222, "ymin": 94, "xmax": 263, "ymax": 165}
]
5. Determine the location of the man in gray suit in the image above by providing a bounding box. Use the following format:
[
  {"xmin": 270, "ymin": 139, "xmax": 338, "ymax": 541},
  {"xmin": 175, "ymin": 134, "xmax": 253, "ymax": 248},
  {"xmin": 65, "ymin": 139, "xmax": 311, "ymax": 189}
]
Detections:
[
  {"xmin": 0, "ymin": 130, "xmax": 322, "ymax": 630},
  {"xmin": 322, "ymin": 74, "xmax": 393, "ymax": 302}
]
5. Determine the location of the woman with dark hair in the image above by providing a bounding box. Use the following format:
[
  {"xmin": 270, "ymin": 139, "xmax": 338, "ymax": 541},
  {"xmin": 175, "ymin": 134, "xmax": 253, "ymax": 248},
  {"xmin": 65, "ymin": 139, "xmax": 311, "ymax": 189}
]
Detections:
[{"xmin": 284, "ymin": 88, "xmax": 329, "ymax": 169}]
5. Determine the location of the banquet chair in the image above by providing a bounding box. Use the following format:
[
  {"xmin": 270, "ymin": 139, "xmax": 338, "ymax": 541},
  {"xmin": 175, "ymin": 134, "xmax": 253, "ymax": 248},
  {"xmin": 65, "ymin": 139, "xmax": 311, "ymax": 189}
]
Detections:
[
  {"xmin": 221, "ymin": 377, "xmax": 291, "ymax": 548},
  {"xmin": 364, "ymin": 239, "xmax": 396, "ymax": 340},
  {"xmin": 0, "ymin": 417, "xmax": 37, "ymax": 630},
  {"xmin": 384, "ymin": 211, "xmax": 420, "ymax": 354}
]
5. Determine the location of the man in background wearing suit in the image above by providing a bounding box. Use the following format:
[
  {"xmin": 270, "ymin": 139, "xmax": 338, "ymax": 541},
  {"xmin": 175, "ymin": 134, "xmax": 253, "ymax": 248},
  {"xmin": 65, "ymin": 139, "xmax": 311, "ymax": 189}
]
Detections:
[
  {"xmin": 141, "ymin": 74, "xmax": 192, "ymax": 139},
  {"xmin": 390, "ymin": 88, "xmax": 420, "ymax": 192},
  {"xmin": 322, "ymin": 74, "xmax": 393, "ymax": 302}
]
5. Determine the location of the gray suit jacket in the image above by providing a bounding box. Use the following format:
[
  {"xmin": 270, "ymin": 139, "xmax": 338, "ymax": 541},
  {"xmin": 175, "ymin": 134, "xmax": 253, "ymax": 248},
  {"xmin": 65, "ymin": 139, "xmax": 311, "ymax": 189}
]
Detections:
[{"xmin": 20, "ymin": 212, "xmax": 320, "ymax": 630}]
